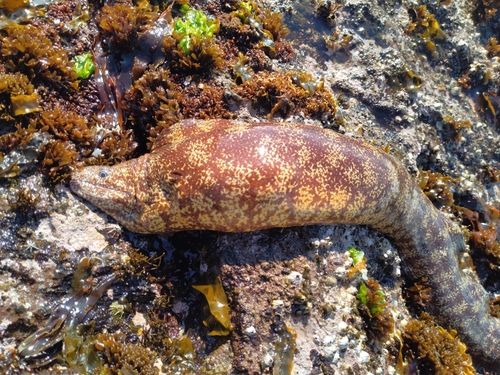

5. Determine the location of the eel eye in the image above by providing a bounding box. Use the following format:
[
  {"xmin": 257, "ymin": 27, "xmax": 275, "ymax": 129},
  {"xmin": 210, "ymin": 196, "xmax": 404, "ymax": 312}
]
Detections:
[{"xmin": 99, "ymin": 168, "xmax": 110, "ymax": 179}]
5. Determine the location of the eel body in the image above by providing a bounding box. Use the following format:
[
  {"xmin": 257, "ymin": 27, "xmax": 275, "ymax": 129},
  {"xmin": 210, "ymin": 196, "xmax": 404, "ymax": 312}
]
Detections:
[{"xmin": 70, "ymin": 119, "xmax": 500, "ymax": 367}]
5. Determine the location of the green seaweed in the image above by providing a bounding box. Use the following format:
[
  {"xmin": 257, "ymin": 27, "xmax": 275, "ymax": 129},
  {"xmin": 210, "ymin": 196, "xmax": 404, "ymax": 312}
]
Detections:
[
  {"xmin": 356, "ymin": 278, "xmax": 395, "ymax": 341},
  {"xmin": 73, "ymin": 53, "xmax": 95, "ymax": 80},
  {"xmin": 347, "ymin": 246, "xmax": 364, "ymax": 266},
  {"xmin": 173, "ymin": 6, "xmax": 219, "ymax": 55},
  {"xmin": 357, "ymin": 281, "xmax": 385, "ymax": 316}
]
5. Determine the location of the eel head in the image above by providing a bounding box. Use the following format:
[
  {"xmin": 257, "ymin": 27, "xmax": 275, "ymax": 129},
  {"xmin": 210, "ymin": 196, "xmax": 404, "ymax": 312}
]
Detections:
[{"xmin": 69, "ymin": 157, "xmax": 153, "ymax": 232}]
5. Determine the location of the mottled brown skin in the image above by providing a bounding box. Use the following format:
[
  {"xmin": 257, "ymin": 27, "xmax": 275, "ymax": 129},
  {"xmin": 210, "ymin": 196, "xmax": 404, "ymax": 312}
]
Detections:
[{"xmin": 70, "ymin": 119, "xmax": 500, "ymax": 368}]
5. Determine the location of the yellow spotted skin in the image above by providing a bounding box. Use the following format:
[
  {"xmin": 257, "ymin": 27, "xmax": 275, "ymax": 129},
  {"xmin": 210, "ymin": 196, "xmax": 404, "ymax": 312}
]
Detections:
[{"xmin": 70, "ymin": 119, "xmax": 500, "ymax": 368}]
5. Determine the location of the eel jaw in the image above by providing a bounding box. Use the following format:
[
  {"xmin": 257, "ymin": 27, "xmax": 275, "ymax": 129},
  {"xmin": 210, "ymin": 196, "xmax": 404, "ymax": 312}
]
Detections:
[
  {"xmin": 69, "ymin": 165, "xmax": 141, "ymax": 228},
  {"xmin": 69, "ymin": 177, "xmax": 134, "ymax": 206}
]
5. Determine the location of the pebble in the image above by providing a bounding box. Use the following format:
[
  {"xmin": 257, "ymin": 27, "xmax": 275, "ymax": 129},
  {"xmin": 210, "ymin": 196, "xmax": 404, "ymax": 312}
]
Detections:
[
  {"xmin": 357, "ymin": 350, "xmax": 370, "ymax": 363},
  {"xmin": 338, "ymin": 336, "xmax": 349, "ymax": 349},
  {"xmin": 337, "ymin": 321, "xmax": 348, "ymax": 332},
  {"xmin": 285, "ymin": 271, "xmax": 303, "ymax": 285}
]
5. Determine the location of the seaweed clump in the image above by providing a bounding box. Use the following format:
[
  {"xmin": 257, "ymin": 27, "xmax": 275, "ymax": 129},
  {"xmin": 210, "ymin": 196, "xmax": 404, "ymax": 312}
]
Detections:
[
  {"xmin": 472, "ymin": 0, "xmax": 500, "ymax": 22},
  {"xmin": 419, "ymin": 169, "xmax": 500, "ymax": 269},
  {"xmin": 163, "ymin": 6, "xmax": 224, "ymax": 73},
  {"xmin": 324, "ymin": 26, "xmax": 352, "ymax": 54},
  {"xmin": 485, "ymin": 37, "xmax": 500, "ymax": 57},
  {"xmin": 418, "ymin": 169, "xmax": 457, "ymax": 211},
  {"xmin": 260, "ymin": 7, "xmax": 290, "ymax": 42},
  {"xmin": 419, "ymin": 168, "xmax": 500, "ymax": 268},
  {"xmin": 219, "ymin": 0, "xmax": 292, "ymax": 61},
  {"xmin": 404, "ymin": 313, "xmax": 475, "ymax": 375},
  {"xmin": 38, "ymin": 139, "xmax": 79, "ymax": 180},
  {"xmin": 439, "ymin": 115, "xmax": 472, "ymax": 141},
  {"xmin": 385, "ymin": 69, "xmax": 423, "ymax": 93},
  {"xmin": 141, "ymin": 296, "xmax": 200, "ymax": 373},
  {"xmin": 346, "ymin": 246, "xmax": 367, "ymax": 278},
  {"xmin": 404, "ymin": 278, "xmax": 432, "ymax": 312},
  {"xmin": 97, "ymin": 3, "xmax": 155, "ymax": 51},
  {"xmin": 17, "ymin": 258, "xmax": 117, "ymax": 369},
  {"xmin": 316, "ymin": 0, "xmax": 342, "ymax": 27},
  {"xmin": 94, "ymin": 332, "xmax": 159, "ymax": 375},
  {"xmin": 38, "ymin": 106, "xmax": 94, "ymax": 150},
  {"xmin": 193, "ymin": 276, "xmax": 232, "ymax": 336},
  {"xmin": 478, "ymin": 91, "xmax": 500, "ymax": 125},
  {"xmin": 232, "ymin": 54, "xmax": 254, "ymax": 83},
  {"xmin": 234, "ymin": 71, "xmax": 337, "ymax": 121},
  {"xmin": 178, "ymin": 83, "xmax": 233, "ymax": 120},
  {"xmin": 0, "ymin": 72, "xmax": 40, "ymax": 119},
  {"xmin": 0, "ymin": 24, "xmax": 78, "ymax": 85},
  {"xmin": 122, "ymin": 67, "xmax": 180, "ymax": 145},
  {"xmin": 233, "ymin": 1, "xmax": 290, "ymax": 57},
  {"xmin": 0, "ymin": 20, "xmax": 108, "ymax": 181},
  {"xmin": 356, "ymin": 277, "xmax": 395, "ymax": 341},
  {"xmin": 35, "ymin": 106, "xmax": 96, "ymax": 180},
  {"xmin": 460, "ymin": 204, "xmax": 500, "ymax": 265},
  {"xmin": 165, "ymin": 33, "xmax": 225, "ymax": 73},
  {"xmin": 272, "ymin": 319, "xmax": 297, "ymax": 374},
  {"xmin": 406, "ymin": 6, "xmax": 445, "ymax": 54}
]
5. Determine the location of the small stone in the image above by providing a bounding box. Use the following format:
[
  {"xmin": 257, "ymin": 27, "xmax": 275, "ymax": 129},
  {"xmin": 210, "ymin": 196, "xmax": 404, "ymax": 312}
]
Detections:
[
  {"xmin": 338, "ymin": 336, "xmax": 349, "ymax": 349},
  {"xmin": 310, "ymin": 238, "xmax": 320, "ymax": 248},
  {"xmin": 357, "ymin": 350, "xmax": 370, "ymax": 363},
  {"xmin": 337, "ymin": 321, "xmax": 348, "ymax": 332},
  {"xmin": 244, "ymin": 326, "xmax": 257, "ymax": 336},
  {"xmin": 334, "ymin": 266, "xmax": 346, "ymax": 278},
  {"xmin": 450, "ymin": 86, "xmax": 461, "ymax": 97},
  {"xmin": 285, "ymin": 271, "xmax": 303, "ymax": 285},
  {"xmin": 261, "ymin": 352, "xmax": 273, "ymax": 368},
  {"xmin": 322, "ymin": 335, "xmax": 335, "ymax": 346},
  {"xmin": 132, "ymin": 312, "xmax": 147, "ymax": 328},
  {"xmin": 272, "ymin": 299, "xmax": 284, "ymax": 313}
]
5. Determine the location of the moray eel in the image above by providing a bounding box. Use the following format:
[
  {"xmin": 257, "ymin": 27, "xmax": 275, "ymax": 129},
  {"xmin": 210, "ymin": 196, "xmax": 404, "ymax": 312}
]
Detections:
[{"xmin": 70, "ymin": 119, "xmax": 500, "ymax": 368}]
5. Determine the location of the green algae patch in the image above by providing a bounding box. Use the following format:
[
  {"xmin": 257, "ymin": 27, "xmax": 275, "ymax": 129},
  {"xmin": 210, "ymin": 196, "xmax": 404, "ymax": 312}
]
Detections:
[
  {"xmin": 193, "ymin": 276, "xmax": 232, "ymax": 336},
  {"xmin": 165, "ymin": 5, "xmax": 223, "ymax": 73},
  {"xmin": 346, "ymin": 246, "xmax": 367, "ymax": 278},
  {"xmin": 73, "ymin": 53, "xmax": 96, "ymax": 80},
  {"xmin": 347, "ymin": 246, "xmax": 364, "ymax": 266},
  {"xmin": 357, "ymin": 280, "xmax": 385, "ymax": 316},
  {"xmin": 174, "ymin": 6, "xmax": 219, "ymax": 55},
  {"xmin": 356, "ymin": 278, "xmax": 395, "ymax": 342}
]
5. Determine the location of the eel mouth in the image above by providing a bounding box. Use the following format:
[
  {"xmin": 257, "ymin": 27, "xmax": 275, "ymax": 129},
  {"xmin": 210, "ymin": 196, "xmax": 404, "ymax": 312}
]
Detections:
[{"xmin": 69, "ymin": 178, "xmax": 133, "ymax": 203}]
